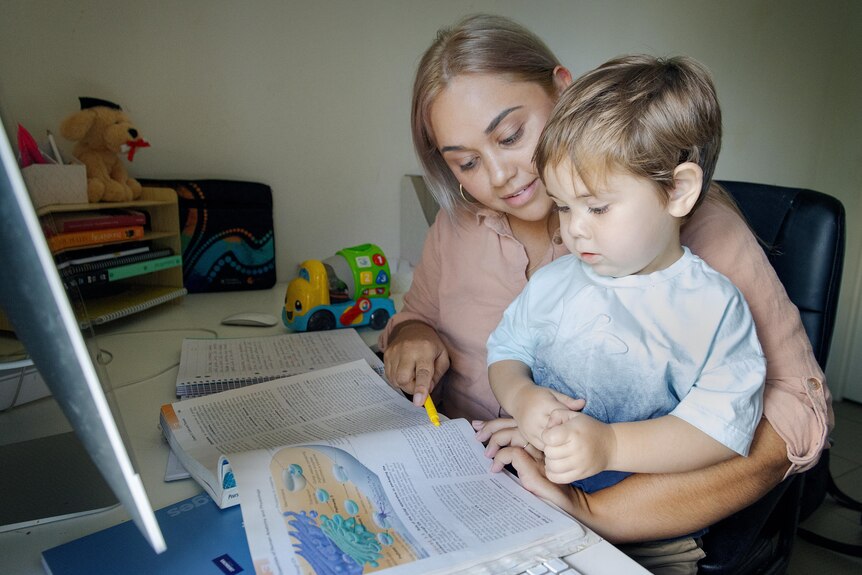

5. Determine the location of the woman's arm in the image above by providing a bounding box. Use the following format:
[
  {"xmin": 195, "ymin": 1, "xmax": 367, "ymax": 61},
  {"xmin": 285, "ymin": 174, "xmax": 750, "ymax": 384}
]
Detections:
[
  {"xmin": 682, "ymin": 195, "xmax": 831, "ymax": 474},
  {"xmin": 492, "ymin": 416, "xmax": 789, "ymax": 543},
  {"xmin": 379, "ymin": 214, "xmax": 449, "ymax": 405}
]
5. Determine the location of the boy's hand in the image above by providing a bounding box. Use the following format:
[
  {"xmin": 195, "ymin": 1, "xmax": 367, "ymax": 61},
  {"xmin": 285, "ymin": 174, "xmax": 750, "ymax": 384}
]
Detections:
[
  {"xmin": 541, "ymin": 409, "xmax": 617, "ymax": 484},
  {"xmin": 512, "ymin": 387, "xmax": 584, "ymax": 450}
]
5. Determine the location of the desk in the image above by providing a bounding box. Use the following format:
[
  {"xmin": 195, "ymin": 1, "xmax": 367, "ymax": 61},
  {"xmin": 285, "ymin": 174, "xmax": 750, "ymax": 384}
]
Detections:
[{"xmin": 0, "ymin": 285, "xmax": 646, "ymax": 574}]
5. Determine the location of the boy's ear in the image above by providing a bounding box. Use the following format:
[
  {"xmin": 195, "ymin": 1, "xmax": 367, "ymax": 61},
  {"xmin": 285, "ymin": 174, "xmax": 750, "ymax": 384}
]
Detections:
[
  {"xmin": 667, "ymin": 162, "xmax": 704, "ymax": 218},
  {"xmin": 553, "ymin": 66, "xmax": 573, "ymax": 94}
]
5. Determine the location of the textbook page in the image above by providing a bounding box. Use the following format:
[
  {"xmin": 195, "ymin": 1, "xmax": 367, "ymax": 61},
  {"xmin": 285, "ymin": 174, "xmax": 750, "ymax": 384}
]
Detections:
[
  {"xmin": 174, "ymin": 329, "xmax": 385, "ymax": 397},
  {"xmin": 160, "ymin": 360, "xmax": 439, "ymax": 508},
  {"xmin": 229, "ymin": 418, "xmax": 596, "ymax": 575}
]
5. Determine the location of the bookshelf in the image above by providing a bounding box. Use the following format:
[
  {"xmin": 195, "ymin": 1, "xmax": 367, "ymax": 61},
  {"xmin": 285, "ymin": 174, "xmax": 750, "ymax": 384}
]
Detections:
[{"xmin": 0, "ymin": 187, "xmax": 186, "ymax": 331}]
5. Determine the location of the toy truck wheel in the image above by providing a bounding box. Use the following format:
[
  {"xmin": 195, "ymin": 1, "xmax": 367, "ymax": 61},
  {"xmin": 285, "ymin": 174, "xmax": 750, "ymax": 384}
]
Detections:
[
  {"xmin": 369, "ymin": 309, "xmax": 390, "ymax": 330},
  {"xmin": 307, "ymin": 310, "xmax": 336, "ymax": 331}
]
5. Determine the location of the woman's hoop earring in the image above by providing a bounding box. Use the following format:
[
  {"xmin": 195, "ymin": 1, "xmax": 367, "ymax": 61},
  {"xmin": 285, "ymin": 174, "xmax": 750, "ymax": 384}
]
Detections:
[{"xmin": 460, "ymin": 184, "xmax": 477, "ymax": 204}]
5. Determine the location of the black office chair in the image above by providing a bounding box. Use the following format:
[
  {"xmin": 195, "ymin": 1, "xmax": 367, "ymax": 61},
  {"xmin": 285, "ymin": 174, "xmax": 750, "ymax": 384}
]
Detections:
[{"xmin": 697, "ymin": 181, "xmax": 846, "ymax": 575}]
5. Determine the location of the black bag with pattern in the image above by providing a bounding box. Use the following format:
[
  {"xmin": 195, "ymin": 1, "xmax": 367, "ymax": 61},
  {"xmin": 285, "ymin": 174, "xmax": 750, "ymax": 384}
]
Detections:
[{"xmin": 140, "ymin": 179, "xmax": 276, "ymax": 292}]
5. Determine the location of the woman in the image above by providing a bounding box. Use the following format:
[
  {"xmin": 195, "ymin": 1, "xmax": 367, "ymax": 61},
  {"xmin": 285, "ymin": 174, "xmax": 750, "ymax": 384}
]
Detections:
[{"xmin": 379, "ymin": 11, "xmax": 831, "ymax": 560}]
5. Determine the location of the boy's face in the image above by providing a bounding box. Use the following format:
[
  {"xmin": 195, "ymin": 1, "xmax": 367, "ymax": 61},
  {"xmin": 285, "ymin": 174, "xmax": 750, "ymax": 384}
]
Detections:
[{"xmin": 544, "ymin": 160, "xmax": 683, "ymax": 277}]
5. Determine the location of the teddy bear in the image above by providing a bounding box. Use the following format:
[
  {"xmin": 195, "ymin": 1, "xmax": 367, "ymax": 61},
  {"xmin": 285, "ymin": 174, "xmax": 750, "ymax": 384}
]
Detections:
[{"xmin": 60, "ymin": 97, "xmax": 146, "ymax": 202}]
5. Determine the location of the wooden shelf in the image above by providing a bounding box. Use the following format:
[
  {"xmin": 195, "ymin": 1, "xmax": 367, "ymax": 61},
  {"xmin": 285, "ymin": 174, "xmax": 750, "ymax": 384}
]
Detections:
[{"xmin": 1, "ymin": 187, "xmax": 186, "ymax": 331}]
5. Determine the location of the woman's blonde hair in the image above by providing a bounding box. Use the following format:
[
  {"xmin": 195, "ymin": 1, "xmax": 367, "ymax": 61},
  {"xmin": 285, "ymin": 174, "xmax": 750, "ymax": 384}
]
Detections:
[
  {"xmin": 535, "ymin": 54, "xmax": 726, "ymax": 218},
  {"xmin": 412, "ymin": 14, "xmax": 562, "ymax": 213}
]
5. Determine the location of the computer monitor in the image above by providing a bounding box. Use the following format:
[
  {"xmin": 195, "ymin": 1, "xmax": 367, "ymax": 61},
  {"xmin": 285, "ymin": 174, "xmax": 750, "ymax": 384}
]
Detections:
[{"xmin": 0, "ymin": 117, "xmax": 165, "ymax": 553}]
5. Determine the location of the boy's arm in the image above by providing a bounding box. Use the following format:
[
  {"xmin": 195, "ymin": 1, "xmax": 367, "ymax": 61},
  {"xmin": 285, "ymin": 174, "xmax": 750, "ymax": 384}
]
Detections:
[
  {"xmin": 489, "ymin": 360, "xmax": 583, "ymax": 448},
  {"xmin": 488, "ymin": 359, "xmax": 534, "ymax": 414},
  {"xmin": 541, "ymin": 411, "xmax": 736, "ymax": 483},
  {"xmin": 489, "ymin": 360, "xmax": 552, "ymax": 447},
  {"xmin": 607, "ymin": 414, "xmax": 736, "ymax": 473}
]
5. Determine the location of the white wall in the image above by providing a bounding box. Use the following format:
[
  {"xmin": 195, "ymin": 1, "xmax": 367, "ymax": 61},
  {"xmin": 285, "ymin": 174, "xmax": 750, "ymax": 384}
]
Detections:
[{"xmin": 2, "ymin": 0, "xmax": 860, "ymax": 397}]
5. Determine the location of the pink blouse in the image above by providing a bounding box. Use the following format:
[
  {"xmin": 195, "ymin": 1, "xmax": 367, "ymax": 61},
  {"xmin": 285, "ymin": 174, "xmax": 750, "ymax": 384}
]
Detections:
[{"xmin": 379, "ymin": 198, "xmax": 832, "ymax": 476}]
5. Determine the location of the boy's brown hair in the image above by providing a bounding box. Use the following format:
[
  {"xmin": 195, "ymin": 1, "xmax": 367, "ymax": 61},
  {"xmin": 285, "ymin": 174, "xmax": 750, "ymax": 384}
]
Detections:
[{"xmin": 535, "ymin": 54, "xmax": 722, "ymax": 214}]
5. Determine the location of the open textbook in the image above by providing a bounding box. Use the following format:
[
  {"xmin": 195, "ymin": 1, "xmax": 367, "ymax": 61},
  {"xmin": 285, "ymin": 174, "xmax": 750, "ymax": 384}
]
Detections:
[{"xmin": 159, "ymin": 360, "xmax": 597, "ymax": 575}]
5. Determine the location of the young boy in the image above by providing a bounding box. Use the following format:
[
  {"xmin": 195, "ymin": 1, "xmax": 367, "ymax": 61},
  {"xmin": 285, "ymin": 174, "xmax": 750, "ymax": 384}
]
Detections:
[{"xmin": 487, "ymin": 55, "xmax": 766, "ymax": 497}]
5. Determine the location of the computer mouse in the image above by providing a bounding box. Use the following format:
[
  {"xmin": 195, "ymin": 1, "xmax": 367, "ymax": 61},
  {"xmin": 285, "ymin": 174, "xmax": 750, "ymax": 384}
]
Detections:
[{"xmin": 221, "ymin": 312, "xmax": 280, "ymax": 327}]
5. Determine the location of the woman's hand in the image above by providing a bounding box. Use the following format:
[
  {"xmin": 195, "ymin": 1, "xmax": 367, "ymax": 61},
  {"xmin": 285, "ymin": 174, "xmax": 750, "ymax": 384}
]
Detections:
[
  {"xmin": 472, "ymin": 417, "xmax": 529, "ymax": 459},
  {"xmin": 477, "ymin": 424, "xmax": 582, "ymax": 517},
  {"xmin": 474, "ymin": 393, "xmax": 585, "ymax": 454},
  {"xmin": 383, "ymin": 320, "xmax": 450, "ymax": 405}
]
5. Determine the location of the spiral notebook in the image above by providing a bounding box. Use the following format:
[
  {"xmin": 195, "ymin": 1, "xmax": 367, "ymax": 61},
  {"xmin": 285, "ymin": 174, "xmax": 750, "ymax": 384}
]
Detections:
[
  {"xmin": 75, "ymin": 285, "xmax": 188, "ymax": 328},
  {"xmin": 174, "ymin": 328, "xmax": 385, "ymax": 398}
]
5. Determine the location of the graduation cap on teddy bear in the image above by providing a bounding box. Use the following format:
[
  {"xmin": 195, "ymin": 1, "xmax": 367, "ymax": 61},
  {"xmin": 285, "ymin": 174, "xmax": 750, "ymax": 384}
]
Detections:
[{"xmin": 78, "ymin": 97, "xmax": 122, "ymax": 110}]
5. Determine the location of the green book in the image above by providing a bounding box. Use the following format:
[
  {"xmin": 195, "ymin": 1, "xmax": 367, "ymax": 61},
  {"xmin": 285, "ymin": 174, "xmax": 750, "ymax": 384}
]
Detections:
[{"xmin": 108, "ymin": 255, "xmax": 182, "ymax": 281}]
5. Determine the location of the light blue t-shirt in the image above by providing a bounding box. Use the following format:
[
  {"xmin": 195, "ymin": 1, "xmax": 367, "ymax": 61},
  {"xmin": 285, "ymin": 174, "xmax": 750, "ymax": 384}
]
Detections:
[{"xmin": 487, "ymin": 247, "xmax": 765, "ymax": 492}]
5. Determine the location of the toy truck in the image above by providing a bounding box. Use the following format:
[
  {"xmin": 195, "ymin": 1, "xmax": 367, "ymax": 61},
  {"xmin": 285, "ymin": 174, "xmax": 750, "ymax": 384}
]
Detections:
[{"xmin": 282, "ymin": 243, "xmax": 396, "ymax": 332}]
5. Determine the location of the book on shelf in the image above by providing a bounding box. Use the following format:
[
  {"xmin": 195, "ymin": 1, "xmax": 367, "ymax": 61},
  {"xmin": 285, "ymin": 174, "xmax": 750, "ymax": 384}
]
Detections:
[
  {"xmin": 46, "ymin": 224, "xmax": 145, "ymax": 252},
  {"xmin": 40, "ymin": 208, "xmax": 148, "ymax": 237},
  {"xmin": 41, "ymin": 491, "xmax": 250, "ymax": 575},
  {"xmin": 159, "ymin": 359, "xmax": 597, "ymax": 575},
  {"xmin": 107, "ymin": 254, "xmax": 181, "ymax": 281},
  {"xmin": 59, "ymin": 245, "xmax": 168, "ymax": 278},
  {"xmin": 55, "ymin": 241, "xmax": 150, "ymax": 271},
  {"xmin": 63, "ymin": 253, "xmax": 181, "ymax": 293},
  {"xmin": 173, "ymin": 328, "xmax": 384, "ymax": 398},
  {"xmin": 63, "ymin": 268, "xmax": 111, "ymax": 295}
]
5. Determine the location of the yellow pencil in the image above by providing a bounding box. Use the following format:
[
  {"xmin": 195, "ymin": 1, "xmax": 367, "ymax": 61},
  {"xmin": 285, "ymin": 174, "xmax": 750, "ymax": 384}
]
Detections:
[{"xmin": 423, "ymin": 395, "xmax": 440, "ymax": 427}]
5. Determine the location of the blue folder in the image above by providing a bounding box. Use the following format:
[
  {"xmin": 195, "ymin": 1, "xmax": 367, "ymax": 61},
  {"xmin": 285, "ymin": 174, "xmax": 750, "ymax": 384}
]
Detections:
[{"xmin": 42, "ymin": 492, "xmax": 250, "ymax": 575}]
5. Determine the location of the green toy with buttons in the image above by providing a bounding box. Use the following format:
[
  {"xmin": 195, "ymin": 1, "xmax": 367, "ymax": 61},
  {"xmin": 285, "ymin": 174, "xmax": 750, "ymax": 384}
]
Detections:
[{"xmin": 283, "ymin": 243, "xmax": 396, "ymax": 332}]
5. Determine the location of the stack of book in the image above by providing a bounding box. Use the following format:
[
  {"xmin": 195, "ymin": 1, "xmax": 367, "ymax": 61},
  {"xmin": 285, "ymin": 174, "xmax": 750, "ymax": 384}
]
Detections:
[
  {"xmin": 41, "ymin": 209, "xmax": 148, "ymax": 252},
  {"xmin": 41, "ymin": 210, "xmax": 181, "ymax": 297},
  {"xmin": 56, "ymin": 242, "xmax": 180, "ymax": 297}
]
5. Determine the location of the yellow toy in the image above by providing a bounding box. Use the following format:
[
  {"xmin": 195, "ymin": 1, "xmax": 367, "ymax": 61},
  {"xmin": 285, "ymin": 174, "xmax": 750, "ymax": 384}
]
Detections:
[{"xmin": 283, "ymin": 243, "xmax": 395, "ymax": 332}]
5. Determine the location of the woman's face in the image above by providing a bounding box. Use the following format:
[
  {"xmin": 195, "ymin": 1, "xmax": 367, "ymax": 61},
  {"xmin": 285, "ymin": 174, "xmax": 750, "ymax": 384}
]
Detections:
[{"xmin": 429, "ymin": 73, "xmax": 561, "ymax": 222}]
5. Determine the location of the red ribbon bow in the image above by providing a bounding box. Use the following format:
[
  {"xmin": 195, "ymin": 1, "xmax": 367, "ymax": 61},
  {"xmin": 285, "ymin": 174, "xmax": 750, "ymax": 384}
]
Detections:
[{"xmin": 126, "ymin": 138, "xmax": 151, "ymax": 162}]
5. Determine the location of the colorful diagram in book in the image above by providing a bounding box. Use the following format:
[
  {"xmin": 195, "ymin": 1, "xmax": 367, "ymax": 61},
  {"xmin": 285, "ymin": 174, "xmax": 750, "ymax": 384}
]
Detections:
[
  {"xmin": 221, "ymin": 458, "xmax": 236, "ymax": 490},
  {"xmin": 264, "ymin": 444, "xmax": 425, "ymax": 574}
]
